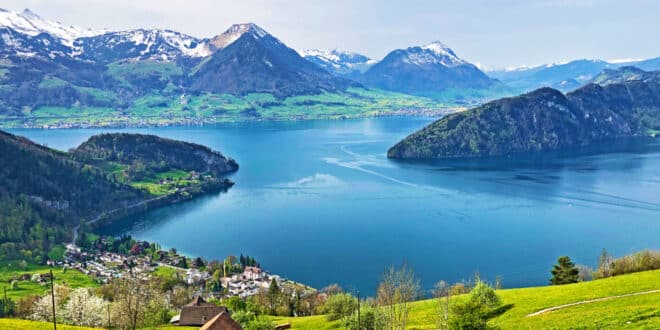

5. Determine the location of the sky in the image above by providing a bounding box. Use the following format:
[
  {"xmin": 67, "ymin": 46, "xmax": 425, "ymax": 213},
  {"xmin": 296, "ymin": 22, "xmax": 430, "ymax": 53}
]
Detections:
[{"xmin": 3, "ymin": 0, "xmax": 659, "ymax": 69}]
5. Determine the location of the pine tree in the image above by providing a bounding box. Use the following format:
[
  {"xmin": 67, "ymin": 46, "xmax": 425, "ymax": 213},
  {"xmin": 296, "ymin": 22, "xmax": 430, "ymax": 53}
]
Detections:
[{"xmin": 550, "ymin": 256, "xmax": 579, "ymax": 285}]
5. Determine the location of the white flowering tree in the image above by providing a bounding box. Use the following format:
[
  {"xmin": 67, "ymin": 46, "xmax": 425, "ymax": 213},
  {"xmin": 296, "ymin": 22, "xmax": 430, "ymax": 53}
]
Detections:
[
  {"xmin": 29, "ymin": 284, "xmax": 69, "ymax": 322},
  {"xmin": 62, "ymin": 288, "xmax": 109, "ymax": 327}
]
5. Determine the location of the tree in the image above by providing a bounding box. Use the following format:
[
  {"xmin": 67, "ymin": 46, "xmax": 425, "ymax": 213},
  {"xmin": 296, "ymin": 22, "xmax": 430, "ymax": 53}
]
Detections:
[
  {"xmin": 596, "ymin": 248, "xmax": 614, "ymax": 278},
  {"xmin": 376, "ymin": 264, "xmax": 420, "ymax": 330},
  {"xmin": 267, "ymin": 278, "xmax": 281, "ymax": 315},
  {"xmin": 448, "ymin": 280, "xmax": 502, "ymax": 330},
  {"xmin": 62, "ymin": 288, "xmax": 108, "ymax": 327},
  {"xmin": 109, "ymin": 277, "xmax": 167, "ymax": 330},
  {"xmin": 550, "ymin": 256, "xmax": 579, "ymax": 285},
  {"xmin": 433, "ymin": 280, "xmax": 451, "ymax": 329},
  {"xmin": 193, "ymin": 257, "xmax": 205, "ymax": 269}
]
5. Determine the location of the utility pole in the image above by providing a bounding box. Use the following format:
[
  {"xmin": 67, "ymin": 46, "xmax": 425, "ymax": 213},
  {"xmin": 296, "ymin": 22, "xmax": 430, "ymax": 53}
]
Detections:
[
  {"xmin": 357, "ymin": 290, "xmax": 360, "ymax": 330},
  {"xmin": 3, "ymin": 286, "xmax": 7, "ymax": 317},
  {"xmin": 50, "ymin": 268, "xmax": 57, "ymax": 330}
]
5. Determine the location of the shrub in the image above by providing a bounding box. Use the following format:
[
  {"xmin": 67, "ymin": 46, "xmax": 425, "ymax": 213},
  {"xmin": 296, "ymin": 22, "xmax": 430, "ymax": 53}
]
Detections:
[
  {"xmin": 344, "ymin": 302, "xmax": 387, "ymax": 330},
  {"xmin": 322, "ymin": 293, "xmax": 357, "ymax": 321},
  {"xmin": 594, "ymin": 250, "xmax": 660, "ymax": 279},
  {"xmin": 448, "ymin": 280, "xmax": 502, "ymax": 330}
]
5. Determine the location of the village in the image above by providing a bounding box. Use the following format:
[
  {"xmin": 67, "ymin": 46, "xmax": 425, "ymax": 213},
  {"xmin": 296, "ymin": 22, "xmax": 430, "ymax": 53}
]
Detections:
[{"xmin": 56, "ymin": 239, "xmax": 307, "ymax": 300}]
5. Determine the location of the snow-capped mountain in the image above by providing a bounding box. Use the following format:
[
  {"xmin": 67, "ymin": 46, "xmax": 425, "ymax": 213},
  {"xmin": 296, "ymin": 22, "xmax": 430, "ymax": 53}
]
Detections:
[
  {"xmin": 359, "ymin": 41, "xmax": 497, "ymax": 95},
  {"xmin": 74, "ymin": 29, "xmax": 211, "ymax": 63},
  {"xmin": 190, "ymin": 23, "xmax": 355, "ymax": 97},
  {"xmin": 0, "ymin": 8, "xmax": 102, "ymax": 46},
  {"xmin": 300, "ymin": 49, "xmax": 376, "ymax": 77}
]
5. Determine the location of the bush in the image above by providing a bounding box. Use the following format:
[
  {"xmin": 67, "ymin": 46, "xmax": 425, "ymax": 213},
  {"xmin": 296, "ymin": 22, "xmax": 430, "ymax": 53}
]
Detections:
[
  {"xmin": 322, "ymin": 293, "xmax": 357, "ymax": 321},
  {"xmin": 344, "ymin": 302, "xmax": 387, "ymax": 330},
  {"xmin": 448, "ymin": 280, "xmax": 502, "ymax": 330},
  {"xmin": 244, "ymin": 316, "xmax": 276, "ymax": 330}
]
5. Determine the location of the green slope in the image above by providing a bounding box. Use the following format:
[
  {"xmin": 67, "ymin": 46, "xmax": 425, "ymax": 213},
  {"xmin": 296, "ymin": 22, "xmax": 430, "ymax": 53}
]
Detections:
[{"xmin": 270, "ymin": 270, "xmax": 660, "ymax": 329}]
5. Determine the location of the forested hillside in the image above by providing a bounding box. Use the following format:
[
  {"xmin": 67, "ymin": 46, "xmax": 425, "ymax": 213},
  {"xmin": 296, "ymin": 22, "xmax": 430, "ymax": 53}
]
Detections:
[{"xmin": 0, "ymin": 131, "xmax": 237, "ymax": 262}]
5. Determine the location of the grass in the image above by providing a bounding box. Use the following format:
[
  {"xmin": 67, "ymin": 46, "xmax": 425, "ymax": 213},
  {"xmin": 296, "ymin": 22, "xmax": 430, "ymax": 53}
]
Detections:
[
  {"xmin": 270, "ymin": 270, "xmax": 660, "ymax": 329},
  {"xmin": 130, "ymin": 169, "xmax": 197, "ymax": 196},
  {"xmin": 0, "ymin": 319, "xmax": 199, "ymax": 330},
  {"xmin": 0, "ymin": 318, "xmax": 98, "ymax": 330},
  {"xmin": 0, "ymin": 261, "xmax": 99, "ymax": 301}
]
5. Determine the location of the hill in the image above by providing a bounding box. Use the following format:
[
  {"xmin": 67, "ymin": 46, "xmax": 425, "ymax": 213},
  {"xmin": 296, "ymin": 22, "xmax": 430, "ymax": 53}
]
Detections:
[
  {"xmin": 0, "ymin": 130, "xmax": 237, "ymax": 262},
  {"xmin": 388, "ymin": 71, "xmax": 660, "ymax": 159},
  {"xmin": 269, "ymin": 270, "xmax": 660, "ymax": 329}
]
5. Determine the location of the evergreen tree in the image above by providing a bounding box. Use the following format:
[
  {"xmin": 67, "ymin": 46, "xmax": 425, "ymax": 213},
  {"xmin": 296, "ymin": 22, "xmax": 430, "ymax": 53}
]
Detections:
[
  {"xmin": 267, "ymin": 278, "xmax": 281, "ymax": 315},
  {"xmin": 550, "ymin": 256, "xmax": 579, "ymax": 285}
]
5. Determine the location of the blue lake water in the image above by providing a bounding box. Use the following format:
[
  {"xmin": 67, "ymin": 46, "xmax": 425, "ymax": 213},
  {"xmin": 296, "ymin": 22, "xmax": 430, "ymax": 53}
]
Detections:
[{"xmin": 10, "ymin": 117, "xmax": 660, "ymax": 296}]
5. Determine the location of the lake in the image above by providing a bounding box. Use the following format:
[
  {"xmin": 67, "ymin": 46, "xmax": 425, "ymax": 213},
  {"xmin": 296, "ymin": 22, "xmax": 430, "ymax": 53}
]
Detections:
[{"xmin": 10, "ymin": 117, "xmax": 660, "ymax": 296}]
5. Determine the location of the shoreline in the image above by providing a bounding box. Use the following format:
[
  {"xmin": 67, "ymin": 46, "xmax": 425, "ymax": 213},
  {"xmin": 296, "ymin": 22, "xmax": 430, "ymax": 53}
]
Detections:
[{"xmin": 0, "ymin": 108, "xmax": 453, "ymax": 130}]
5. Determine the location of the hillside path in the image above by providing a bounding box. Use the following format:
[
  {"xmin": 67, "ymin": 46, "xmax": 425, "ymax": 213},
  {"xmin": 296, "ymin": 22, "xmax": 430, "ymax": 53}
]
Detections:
[{"xmin": 527, "ymin": 289, "xmax": 660, "ymax": 316}]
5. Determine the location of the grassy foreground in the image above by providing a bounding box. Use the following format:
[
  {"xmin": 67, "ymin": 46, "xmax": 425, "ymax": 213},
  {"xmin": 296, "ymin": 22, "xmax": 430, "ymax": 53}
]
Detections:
[
  {"xmin": 0, "ymin": 318, "xmax": 98, "ymax": 330},
  {"xmin": 270, "ymin": 270, "xmax": 660, "ymax": 329}
]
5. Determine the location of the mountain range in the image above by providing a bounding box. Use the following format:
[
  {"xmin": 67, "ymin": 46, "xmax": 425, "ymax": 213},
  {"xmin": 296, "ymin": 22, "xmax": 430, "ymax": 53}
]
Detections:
[
  {"xmin": 0, "ymin": 8, "xmax": 658, "ymax": 129},
  {"xmin": 388, "ymin": 67, "xmax": 660, "ymax": 159},
  {"xmin": 489, "ymin": 58, "xmax": 660, "ymax": 93},
  {"xmin": 0, "ymin": 8, "xmax": 501, "ymax": 124}
]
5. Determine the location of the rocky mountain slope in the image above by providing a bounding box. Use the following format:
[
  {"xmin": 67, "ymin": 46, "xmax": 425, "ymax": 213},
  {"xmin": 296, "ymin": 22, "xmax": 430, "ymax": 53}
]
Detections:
[{"xmin": 388, "ymin": 68, "xmax": 660, "ymax": 159}]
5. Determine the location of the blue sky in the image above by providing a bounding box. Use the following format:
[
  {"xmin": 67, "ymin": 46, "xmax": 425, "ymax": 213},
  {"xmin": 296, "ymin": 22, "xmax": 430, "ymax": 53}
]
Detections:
[{"xmin": 5, "ymin": 0, "xmax": 660, "ymax": 69}]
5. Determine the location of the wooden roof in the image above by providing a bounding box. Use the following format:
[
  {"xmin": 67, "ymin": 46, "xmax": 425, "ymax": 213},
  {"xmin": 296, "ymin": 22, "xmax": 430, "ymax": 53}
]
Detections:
[
  {"xmin": 179, "ymin": 296, "xmax": 229, "ymax": 326},
  {"xmin": 199, "ymin": 311, "xmax": 243, "ymax": 330}
]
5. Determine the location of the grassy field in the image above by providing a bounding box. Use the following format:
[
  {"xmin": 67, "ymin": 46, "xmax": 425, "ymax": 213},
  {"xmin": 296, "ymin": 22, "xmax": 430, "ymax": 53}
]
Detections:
[
  {"xmin": 270, "ymin": 270, "xmax": 660, "ymax": 329},
  {"xmin": 0, "ymin": 261, "xmax": 98, "ymax": 300},
  {"xmin": 0, "ymin": 318, "xmax": 199, "ymax": 330},
  {"xmin": 0, "ymin": 318, "xmax": 98, "ymax": 330},
  {"xmin": 130, "ymin": 169, "xmax": 196, "ymax": 196}
]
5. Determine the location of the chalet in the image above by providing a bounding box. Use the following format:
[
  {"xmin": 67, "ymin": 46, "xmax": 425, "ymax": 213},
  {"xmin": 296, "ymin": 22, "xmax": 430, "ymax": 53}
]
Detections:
[
  {"xmin": 176, "ymin": 296, "xmax": 229, "ymax": 326},
  {"xmin": 199, "ymin": 311, "xmax": 242, "ymax": 330}
]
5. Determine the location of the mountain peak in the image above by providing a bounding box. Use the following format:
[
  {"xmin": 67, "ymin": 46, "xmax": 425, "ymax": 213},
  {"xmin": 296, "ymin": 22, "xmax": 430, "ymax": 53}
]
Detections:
[
  {"xmin": 419, "ymin": 41, "xmax": 464, "ymax": 65},
  {"xmin": 208, "ymin": 22, "xmax": 270, "ymax": 50}
]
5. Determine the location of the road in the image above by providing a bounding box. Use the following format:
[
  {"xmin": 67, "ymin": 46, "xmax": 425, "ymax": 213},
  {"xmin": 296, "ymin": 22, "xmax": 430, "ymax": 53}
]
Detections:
[{"xmin": 68, "ymin": 195, "xmax": 168, "ymax": 248}]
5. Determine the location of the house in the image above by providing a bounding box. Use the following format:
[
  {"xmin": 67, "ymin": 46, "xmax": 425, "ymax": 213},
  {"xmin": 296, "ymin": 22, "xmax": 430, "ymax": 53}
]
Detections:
[
  {"xmin": 199, "ymin": 311, "xmax": 242, "ymax": 330},
  {"xmin": 177, "ymin": 296, "xmax": 229, "ymax": 326}
]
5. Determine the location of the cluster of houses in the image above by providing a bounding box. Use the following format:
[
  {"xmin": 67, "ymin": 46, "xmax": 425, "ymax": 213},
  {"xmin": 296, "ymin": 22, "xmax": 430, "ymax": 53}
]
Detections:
[
  {"xmin": 59, "ymin": 242, "xmax": 297, "ymax": 302},
  {"xmin": 221, "ymin": 266, "xmax": 283, "ymax": 298},
  {"xmin": 61, "ymin": 244, "xmax": 154, "ymax": 283}
]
